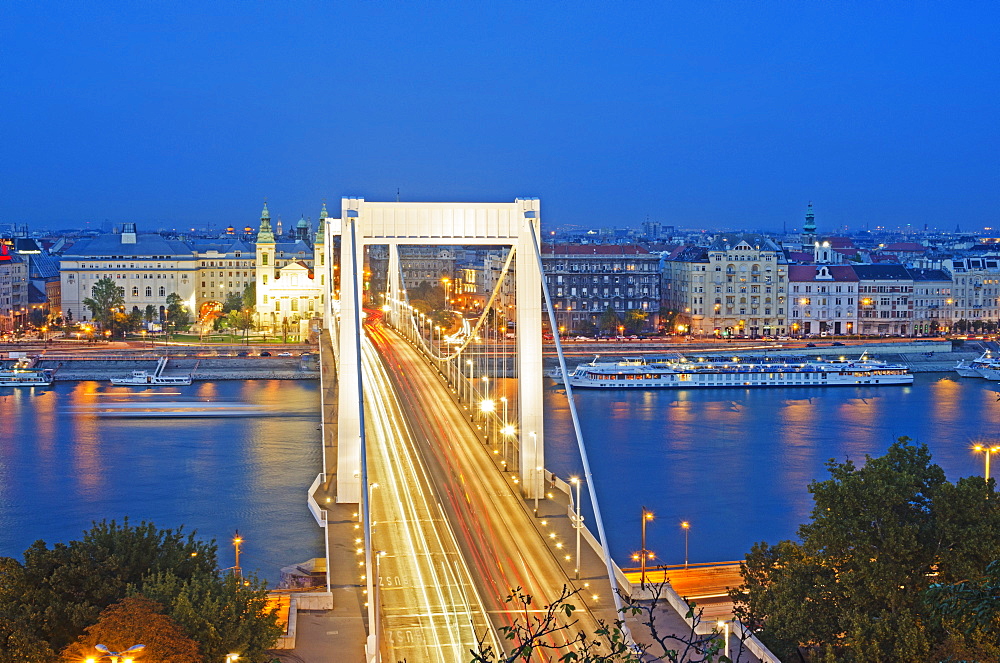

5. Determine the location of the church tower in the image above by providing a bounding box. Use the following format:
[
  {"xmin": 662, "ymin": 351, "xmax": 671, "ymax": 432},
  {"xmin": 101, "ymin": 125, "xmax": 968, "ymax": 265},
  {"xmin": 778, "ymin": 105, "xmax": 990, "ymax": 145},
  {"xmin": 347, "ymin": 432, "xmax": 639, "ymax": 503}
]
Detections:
[
  {"xmin": 314, "ymin": 203, "xmax": 327, "ymax": 290},
  {"xmin": 801, "ymin": 202, "xmax": 817, "ymax": 247},
  {"xmin": 256, "ymin": 202, "xmax": 276, "ymax": 327}
]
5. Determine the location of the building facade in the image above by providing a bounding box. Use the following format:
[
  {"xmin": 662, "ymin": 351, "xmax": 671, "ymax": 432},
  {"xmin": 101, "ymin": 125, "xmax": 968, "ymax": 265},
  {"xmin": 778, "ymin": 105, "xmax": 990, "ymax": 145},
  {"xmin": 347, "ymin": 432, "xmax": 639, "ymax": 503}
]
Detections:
[
  {"xmin": 853, "ymin": 265, "xmax": 914, "ymax": 336},
  {"xmin": 540, "ymin": 244, "xmax": 660, "ymax": 334}
]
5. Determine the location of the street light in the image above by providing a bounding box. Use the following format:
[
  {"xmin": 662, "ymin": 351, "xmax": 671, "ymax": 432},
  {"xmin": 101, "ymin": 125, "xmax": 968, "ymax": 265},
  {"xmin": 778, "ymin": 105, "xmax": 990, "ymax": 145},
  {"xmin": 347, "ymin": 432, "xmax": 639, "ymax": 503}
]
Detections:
[
  {"xmin": 973, "ymin": 444, "xmax": 1000, "ymax": 481},
  {"xmin": 717, "ymin": 620, "xmax": 730, "ymax": 661},
  {"xmin": 570, "ymin": 476, "xmax": 583, "ymax": 580},
  {"xmin": 681, "ymin": 521, "xmax": 690, "ymax": 569},
  {"xmin": 481, "ymin": 398, "xmax": 495, "ymax": 448},
  {"xmin": 91, "ymin": 644, "xmax": 145, "ymax": 663},
  {"xmin": 225, "ymin": 655, "xmax": 240, "ymax": 663},
  {"xmin": 632, "ymin": 507, "xmax": 654, "ymax": 590},
  {"xmin": 232, "ymin": 530, "xmax": 243, "ymax": 578}
]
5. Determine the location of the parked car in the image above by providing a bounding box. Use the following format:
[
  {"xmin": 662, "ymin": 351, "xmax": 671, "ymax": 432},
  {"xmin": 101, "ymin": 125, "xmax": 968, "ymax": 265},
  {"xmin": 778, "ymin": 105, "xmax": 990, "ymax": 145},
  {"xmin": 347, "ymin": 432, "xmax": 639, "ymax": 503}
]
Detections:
[
  {"xmin": 832, "ymin": 342, "xmax": 845, "ymax": 347},
  {"xmin": 259, "ymin": 351, "xmax": 272, "ymax": 357},
  {"xmin": 806, "ymin": 342, "xmax": 817, "ymax": 347},
  {"xmin": 278, "ymin": 352, "xmax": 293, "ymax": 357},
  {"xmin": 237, "ymin": 351, "xmax": 249, "ymax": 357}
]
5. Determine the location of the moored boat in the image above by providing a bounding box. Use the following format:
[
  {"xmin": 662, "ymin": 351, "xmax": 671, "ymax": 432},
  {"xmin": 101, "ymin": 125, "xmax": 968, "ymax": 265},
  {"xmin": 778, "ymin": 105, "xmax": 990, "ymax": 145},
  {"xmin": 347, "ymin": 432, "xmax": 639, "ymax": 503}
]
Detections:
[
  {"xmin": 110, "ymin": 356, "xmax": 192, "ymax": 386},
  {"xmin": 954, "ymin": 352, "xmax": 1000, "ymax": 380},
  {"xmin": 554, "ymin": 353, "xmax": 913, "ymax": 389},
  {"xmin": 0, "ymin": 357, "xmax": 54, "ymax": 387}
]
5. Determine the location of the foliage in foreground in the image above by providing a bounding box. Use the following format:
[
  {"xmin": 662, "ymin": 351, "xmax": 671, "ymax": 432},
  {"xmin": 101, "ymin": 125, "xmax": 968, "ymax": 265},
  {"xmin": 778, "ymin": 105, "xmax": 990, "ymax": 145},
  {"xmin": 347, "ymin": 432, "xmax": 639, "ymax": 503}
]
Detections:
[
  {"xmin": 0, "ymin": 519, "xmax": 282, "ymax": 663},
  {"xmin": 732, "ymin": 438, "xmax": 1000, "ymax": 662},
  {"xmin": 470, "ymin": 584, "xmax": 735, "ymax": 663}
]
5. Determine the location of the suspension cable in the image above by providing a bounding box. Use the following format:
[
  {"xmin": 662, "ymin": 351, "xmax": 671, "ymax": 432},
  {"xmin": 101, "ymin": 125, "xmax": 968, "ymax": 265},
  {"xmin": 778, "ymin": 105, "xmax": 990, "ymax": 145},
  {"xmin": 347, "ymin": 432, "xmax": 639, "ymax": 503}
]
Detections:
[{"xmin": 528, "ymin": 228, "xmax": 629, "ymax": 625}]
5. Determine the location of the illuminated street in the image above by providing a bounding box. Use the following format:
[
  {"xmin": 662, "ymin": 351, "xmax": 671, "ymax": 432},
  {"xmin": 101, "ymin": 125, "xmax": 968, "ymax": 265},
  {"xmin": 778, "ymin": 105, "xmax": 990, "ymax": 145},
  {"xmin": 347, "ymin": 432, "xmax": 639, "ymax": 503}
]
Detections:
[{"xmin": 365, "ymin": 321, "xmax": 618, "ymax": 659}]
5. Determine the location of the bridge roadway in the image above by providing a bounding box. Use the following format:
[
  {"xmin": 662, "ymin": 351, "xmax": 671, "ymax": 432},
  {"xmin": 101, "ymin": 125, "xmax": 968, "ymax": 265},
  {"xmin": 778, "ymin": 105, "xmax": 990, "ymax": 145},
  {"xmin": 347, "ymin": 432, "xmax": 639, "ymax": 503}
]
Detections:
[{"xmin": 364, "ymin": 321, "xmax": 618, "ymax": 662}]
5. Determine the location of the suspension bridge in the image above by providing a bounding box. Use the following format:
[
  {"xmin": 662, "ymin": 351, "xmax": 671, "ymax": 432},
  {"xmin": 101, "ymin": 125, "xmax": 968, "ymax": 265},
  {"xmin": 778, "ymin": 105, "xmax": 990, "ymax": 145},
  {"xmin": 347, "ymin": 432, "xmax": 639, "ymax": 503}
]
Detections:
[{"xmin": 305, "ymin": 198, "xmax": 777, "ymax": 663}]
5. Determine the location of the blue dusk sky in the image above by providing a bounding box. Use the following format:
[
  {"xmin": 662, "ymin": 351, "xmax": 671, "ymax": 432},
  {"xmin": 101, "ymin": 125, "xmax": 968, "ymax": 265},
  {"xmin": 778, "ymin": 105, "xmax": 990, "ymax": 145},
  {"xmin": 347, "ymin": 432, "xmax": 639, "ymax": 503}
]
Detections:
[{"xmin": 2, "ymin": 1, "xmax": 997, "ymax": 233}]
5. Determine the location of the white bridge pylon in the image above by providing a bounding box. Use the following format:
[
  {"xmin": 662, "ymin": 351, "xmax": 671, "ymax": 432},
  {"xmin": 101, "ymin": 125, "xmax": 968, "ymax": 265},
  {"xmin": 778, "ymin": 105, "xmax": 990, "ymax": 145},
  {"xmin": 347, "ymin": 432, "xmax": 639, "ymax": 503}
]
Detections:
[{"xmin": 328, "ymin": 198, "xmax": 545, "ymax": 505}]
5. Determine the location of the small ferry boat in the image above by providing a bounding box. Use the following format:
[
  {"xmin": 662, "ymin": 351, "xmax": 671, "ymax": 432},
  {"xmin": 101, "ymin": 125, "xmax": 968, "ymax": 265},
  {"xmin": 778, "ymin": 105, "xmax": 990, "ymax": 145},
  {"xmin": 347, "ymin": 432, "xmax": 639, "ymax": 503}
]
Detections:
[
  {"xmin": 111, "ymin": 357, "xmax": 192, "ymax": 386},
  {"xmin": 954, "ymin": 352, "xmax": 1000, "ymax": 380},
  {"xmin": 0, "ymin": 357, "xmax": 54, "ymax": 387},
  {"xmin": 554, "ymin": 354, "xmax": 914, "ymax": 389}
]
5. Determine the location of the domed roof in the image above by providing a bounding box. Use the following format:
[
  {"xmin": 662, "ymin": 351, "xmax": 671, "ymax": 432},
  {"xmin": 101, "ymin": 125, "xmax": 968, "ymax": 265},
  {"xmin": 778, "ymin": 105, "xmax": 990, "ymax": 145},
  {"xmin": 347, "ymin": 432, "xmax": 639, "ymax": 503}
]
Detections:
[{"xmin": 297, "ymin": 215, "xmax": 308, "ymax": 228}]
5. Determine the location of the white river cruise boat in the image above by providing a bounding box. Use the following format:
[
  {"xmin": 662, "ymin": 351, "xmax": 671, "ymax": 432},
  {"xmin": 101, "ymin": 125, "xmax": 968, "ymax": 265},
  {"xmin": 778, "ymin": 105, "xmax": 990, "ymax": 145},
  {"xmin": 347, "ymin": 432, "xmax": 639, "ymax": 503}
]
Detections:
[
  {"xmin": 111, "ymin": 356, "xmax": 192, "ymax": 386},
  {"xmin": 557, "ymin": 354, "xmax": 914, "ymax": 389},
  {"xmin": 954, "ymin": 352, "xmax": 1000, "ymax": 380},
  {"xmin": 0, "ymin": 357, "xmax": 53, "ymax": 387}
]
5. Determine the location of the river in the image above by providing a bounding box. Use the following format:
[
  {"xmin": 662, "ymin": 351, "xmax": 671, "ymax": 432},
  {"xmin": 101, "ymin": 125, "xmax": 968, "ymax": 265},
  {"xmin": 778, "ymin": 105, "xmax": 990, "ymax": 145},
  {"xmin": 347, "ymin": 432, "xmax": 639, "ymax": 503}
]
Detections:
[
  {"xmin": 2, "ymin": 373, "xmax": 997, "ymax": 586},
  {"xmin": 0, "ymin": 380, "xmax": 322, "ymax": 585}
]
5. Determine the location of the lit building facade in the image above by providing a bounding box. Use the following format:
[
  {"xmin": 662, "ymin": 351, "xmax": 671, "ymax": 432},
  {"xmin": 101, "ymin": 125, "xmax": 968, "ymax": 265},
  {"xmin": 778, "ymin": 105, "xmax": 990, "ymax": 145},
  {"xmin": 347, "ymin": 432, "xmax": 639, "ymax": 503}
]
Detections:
[{"xmin": 540, "ymin": 244, "xmax": 660, "ymax": 333}]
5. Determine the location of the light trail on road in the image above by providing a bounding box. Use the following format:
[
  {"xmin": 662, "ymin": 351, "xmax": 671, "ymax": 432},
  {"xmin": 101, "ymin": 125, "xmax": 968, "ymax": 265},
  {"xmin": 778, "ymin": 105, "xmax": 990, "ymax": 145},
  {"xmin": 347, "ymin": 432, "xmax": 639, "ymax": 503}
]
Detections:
[
  {"xmin": 361, "ymin": 325, "xmax": 498, "ymax": 663},
  {"xmin": 366, "ymin": 321, "xmax": 618, "ymax": 659}
]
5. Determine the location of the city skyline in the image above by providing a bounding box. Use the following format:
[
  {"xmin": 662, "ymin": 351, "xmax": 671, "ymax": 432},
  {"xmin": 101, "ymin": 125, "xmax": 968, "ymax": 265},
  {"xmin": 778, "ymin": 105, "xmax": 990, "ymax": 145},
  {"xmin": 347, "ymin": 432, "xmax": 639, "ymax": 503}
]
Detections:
[{"xmin": 3, "ymin": 2, "xmax": 997, "ymax": 231}]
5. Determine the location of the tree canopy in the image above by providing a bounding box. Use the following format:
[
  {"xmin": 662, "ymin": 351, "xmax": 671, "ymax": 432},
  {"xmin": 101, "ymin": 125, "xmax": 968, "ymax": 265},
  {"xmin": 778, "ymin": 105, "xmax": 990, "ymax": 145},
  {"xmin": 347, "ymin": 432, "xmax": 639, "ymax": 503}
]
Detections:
[
  {"xmin": 0, "ymin": 520, "xmax": 281, "ymax": 662},
  {"xmin": 82, "ymin": 277, "xmax": 124, "ymax": 328},
  {"xmin": 733, "ymin": 439, "xmax": 1000, "ymax": 662},
  {"xmin": 61, "ymin": 596, "xmax": 201, "ymax": 663}
]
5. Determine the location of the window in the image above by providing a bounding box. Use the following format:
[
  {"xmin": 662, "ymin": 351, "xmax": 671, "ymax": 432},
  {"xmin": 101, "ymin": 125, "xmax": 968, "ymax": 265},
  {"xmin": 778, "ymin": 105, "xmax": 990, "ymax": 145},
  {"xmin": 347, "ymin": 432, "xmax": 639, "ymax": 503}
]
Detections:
[
  {"xmin": 158, "ymin": 287, "xmax": 165, "ymax": 297},
  {"xmin": 146, "ymin": 287, "xmax": 153, "ymax": 297},
  {"xmin": 261, "ymin": 253, "xmax": 269, "ymax": 266},
  {"xmin": 263, "ymin": 275, "xmax": 268, "ymax": 285},
  {"xmin": 132, "ymin": 287, "xmax": 139, "ymax": 297},
  {"xmin": 291, "ymin": 299, "xmax": 299, "ymax": 311}
]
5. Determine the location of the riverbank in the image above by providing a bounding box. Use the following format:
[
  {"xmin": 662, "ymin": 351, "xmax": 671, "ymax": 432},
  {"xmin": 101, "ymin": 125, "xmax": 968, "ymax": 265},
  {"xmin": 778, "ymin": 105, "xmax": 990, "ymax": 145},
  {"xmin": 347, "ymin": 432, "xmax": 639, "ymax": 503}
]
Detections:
[{"xmin": 2, "ymin": 344, "xmax": 320, "ymax": 380}]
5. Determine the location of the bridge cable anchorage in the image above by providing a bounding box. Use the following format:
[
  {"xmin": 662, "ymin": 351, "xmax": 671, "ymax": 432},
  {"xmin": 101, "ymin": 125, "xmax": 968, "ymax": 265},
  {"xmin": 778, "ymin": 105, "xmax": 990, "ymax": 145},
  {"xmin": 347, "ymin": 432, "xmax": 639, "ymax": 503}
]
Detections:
[{"xmin": 528, "ymin": 226, "xmax": 633, "ymax": 645}]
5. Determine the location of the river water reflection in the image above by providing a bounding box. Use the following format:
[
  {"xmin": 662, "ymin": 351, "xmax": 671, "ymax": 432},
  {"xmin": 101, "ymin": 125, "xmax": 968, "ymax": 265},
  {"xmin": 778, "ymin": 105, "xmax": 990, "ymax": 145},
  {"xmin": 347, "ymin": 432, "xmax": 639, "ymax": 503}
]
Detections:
[
  {"xmin": 545, "ymin": 372, "xmax": 1000, "ymax": 567},
  {"xmin": 0, "ymin": 381, "xmax": 322, "ymax": 585},
  {"xmin": 4, "ymin": 373, "xmax": 999, "ymax": 585}
]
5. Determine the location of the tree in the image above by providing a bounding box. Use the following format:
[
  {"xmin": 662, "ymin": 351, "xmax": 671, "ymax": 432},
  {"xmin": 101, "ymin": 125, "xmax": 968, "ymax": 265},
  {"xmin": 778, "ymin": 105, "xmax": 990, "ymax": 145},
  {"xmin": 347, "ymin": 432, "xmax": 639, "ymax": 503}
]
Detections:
[
  {"xmin": 599, "ymin": 304, "xmax": 621, "ymax": 336},
  {"xmin": 471, "ymin": 585, "xmax": 732, "ymax": 663},
  {"xmin": 0, "ymin": 604, "xmax": 54, "ymax": 662},
  {"xmin": 165, "ymin": 292, "xmax": 191, "ymax": 333},
  {"xmin": 732, "ymin": 439, "xmax": 1000, "ymax": 662},
  {"xmin": 925, "ymin": 560, "xmax": 1000, "ymax": 661},
  {"xmin": 623, "ymin": 309, "xmax": 649, "ymax": 334},
  {"xmin": 144, "ymin": 304, "xmax": 157, "ymax": 325},
  {"xmin": 61, "ymin": 596, "xmax": 201, "ymax": 663},
  {"xmin": 222, "ymin": 291, "xmax": 244, "ymax": 313},
  {"xmin": 0, "ymin": 519, "xmax": 216, "ymax": 652},
  {"xmin": 228, "ymin": 308, "xmax": 255, "ymax": 344},
  {"xmin": 242, "ymin": 282, "xmax": 256, "ymax": 309},
  {"xmin": 140, "ymin": 572, "xmax": 283, "ymax": 663},
  {"xmin": 82, "ymin": 278, "xmax": 124, "ymax": 328}
]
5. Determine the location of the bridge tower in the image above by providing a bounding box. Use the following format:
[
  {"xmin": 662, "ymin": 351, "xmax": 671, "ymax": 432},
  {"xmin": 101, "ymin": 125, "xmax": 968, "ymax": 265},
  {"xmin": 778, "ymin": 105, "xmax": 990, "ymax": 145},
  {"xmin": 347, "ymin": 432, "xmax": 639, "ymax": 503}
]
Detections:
[{"xmin": 324, "ymin": 198, "xmax": 545, "ymax": 505}]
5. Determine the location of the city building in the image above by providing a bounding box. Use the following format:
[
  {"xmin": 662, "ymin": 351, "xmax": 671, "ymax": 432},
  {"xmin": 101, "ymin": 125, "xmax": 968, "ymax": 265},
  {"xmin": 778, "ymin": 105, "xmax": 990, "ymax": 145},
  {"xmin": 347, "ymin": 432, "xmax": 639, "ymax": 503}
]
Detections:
[
  {"xmin": 254, "ymin": 202, "xmax": 324, "ymax": 336},
  {"xmin": 666, "ymin": 233, "xmax": 788, "ymax": 337},
  {"xmin": 540, "ymin": 244, "xmax": 660, "ymax": 334},
  {"xmin": 58, "ymin": 224, "xmax": 198, "ymax": 325},
  {"xmin": 853, "ymin": 264, "xmax": 914, "ymax": 336},
  {"xmin": 908, "ymin": 268, "xmax": 953, "ymax": 335}
]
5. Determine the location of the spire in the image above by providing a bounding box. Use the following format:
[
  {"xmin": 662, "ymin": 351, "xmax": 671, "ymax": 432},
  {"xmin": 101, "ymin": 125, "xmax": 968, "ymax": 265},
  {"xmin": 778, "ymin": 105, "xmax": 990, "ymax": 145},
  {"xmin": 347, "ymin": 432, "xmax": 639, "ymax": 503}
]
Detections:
[
  {"xmin": 803, "ymin": 202, "xmax": 816, "ymax": 234},
  {"xmin": 315, "ymin": 204, "xmax": 327, "ymax": 245},
  {"xmin": 257, "ymin": 201, "xmax": 275, "ymax": 244}
]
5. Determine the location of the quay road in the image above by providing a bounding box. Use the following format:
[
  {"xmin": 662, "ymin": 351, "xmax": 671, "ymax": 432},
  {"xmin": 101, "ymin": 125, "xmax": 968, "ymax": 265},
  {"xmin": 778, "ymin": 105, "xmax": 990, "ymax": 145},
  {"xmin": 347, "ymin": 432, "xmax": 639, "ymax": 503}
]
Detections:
[{"xmin": 365, "ymin": 320, "xmax": 618, "ymax": 661}]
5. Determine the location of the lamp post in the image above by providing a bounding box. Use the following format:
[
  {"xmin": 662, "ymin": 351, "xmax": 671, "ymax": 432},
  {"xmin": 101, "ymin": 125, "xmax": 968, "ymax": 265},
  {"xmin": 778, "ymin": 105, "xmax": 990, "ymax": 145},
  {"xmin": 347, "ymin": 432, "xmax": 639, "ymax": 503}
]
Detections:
[
  {"xmin": 973, "ymin": 444, "xmax": 1000, "ymax": 482},
  {"xmin": 717, "ymin": 620, "xmax": 730, "ymax": 661},
  {"xmin": 681, "ymin": 521, "xmax": 690, "ymax": 569},
  {"xmin": 570, "ymin": 476, "xmax": 583, "ymax": 580},
  {"xmin": 633, "ymin": 507, "xmax": 654, "ymax": 590},
  {"xmin": 530, "ymin": 431, "xmax": 539, "ymax": 512},
  {"xmin": 89, "ymin": 644, "xmax": 145, "ymax": 663},
  {"xmin": 225, "ymin": 655, "xmax": 240, "ymax": 663},
  {"xmin": 232, "ymin": 530, "xmax": 243, "ymax": 578},
  {"xmin": 467, "ymin": 359, "xmax": 474, "ymax": 405},
  {"xmin": 481, "ymin": 398, "xmax": 495, "ymax": 448}
]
